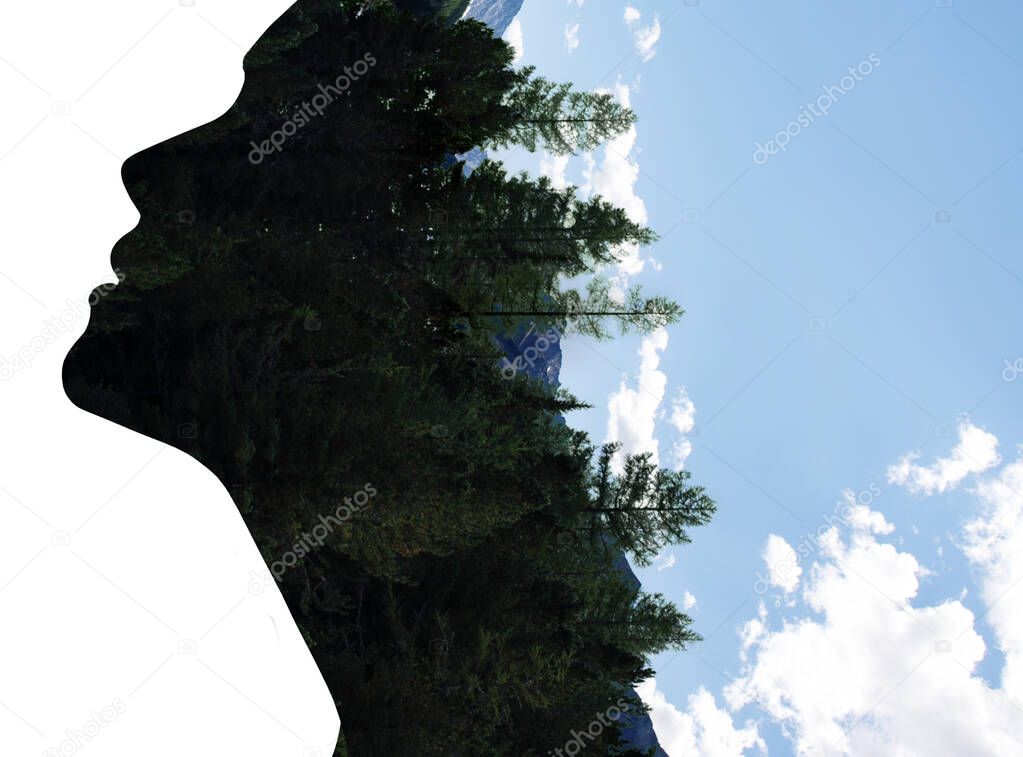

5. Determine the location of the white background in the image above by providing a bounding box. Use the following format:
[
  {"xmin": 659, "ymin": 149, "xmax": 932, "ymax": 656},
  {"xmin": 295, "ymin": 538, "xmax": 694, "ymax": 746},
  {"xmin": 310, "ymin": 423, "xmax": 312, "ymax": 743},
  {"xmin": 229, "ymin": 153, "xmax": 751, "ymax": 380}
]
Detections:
[{"xmin": 0, "ymin": 2, "xmax": 340, "ymax": 754}]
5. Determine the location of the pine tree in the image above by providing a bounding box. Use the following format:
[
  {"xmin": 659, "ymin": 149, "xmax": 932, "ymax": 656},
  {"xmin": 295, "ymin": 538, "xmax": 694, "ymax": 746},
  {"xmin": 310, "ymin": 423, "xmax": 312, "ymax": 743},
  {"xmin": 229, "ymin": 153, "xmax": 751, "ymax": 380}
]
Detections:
[
  {"xmin": 63, "ymin": 2, "xmax": 711, "ymax": 753},
  {"xmin": 589, "ymin": 443, "xmax": 716, "ymax": 566},
  {"xmin": 494, "ymin": 67, "xmax": 637, "ymax": 154},
  {"xmin": 471, "ymin": 276, "xmax": 682, "ymax": 339}
]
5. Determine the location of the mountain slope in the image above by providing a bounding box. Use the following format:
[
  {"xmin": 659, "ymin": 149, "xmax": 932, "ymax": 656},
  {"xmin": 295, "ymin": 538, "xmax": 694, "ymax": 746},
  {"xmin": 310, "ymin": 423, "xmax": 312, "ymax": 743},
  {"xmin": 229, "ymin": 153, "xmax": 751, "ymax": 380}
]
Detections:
[
  {"xmin": 464, "ymin": 0, "xmax": 526, "ymax": 37},
  {"xmin": 450, "ymin": 3, "xmax": 670, "ymax": 754}
]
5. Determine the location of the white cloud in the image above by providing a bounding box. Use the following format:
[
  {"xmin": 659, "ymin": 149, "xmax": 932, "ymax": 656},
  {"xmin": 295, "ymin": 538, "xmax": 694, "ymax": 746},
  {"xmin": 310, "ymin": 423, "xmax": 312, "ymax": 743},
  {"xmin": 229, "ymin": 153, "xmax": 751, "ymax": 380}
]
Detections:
[
  {"xmin": 668, "ymin": 388, "xmax": 697, "ymax": 469},
  {"xmin": 669, "ymin": 388, "xmax": 696, "ymax": 434},
  {"xmin": 624, "ymin": 7, "xmax": 661, "ymax": 62},
  {"xmin": 503, "ymin": 18, "xmax": 524, "ymax": 64},
  {"xmin": 887, "ymin": 420, "xmax": 1001, "ymax": 496},
  {"xmin": 656, "ymin": 427, "xmax": 1023, "ymax": 756},
  {"xmin": 581, "ymin": 79, "xmax": 649, "ymax": 294},
  {"xmin": 962, "ymin": 453, "xmax": 1023, "ymax": 701},
  {"xmin": 726, "ymin": 508, "xmax": 1023, "ymax": 756},
  {"xmin": 839, "ymin": 489, "xmax": 895, "ymax": 535},
  {"xmin": 738, "ymin": 602, "xmax": 769, "ymax": 662},
  {"xmin": 637, "ymin": 679, "xmax": 765, "ymax": 757},
  {"xmin": 606, "ymin": 242, "xmax": 643, "ymax": 304},
  {"xmin": 606, "ymin": 328, "xmax": 668, "ymax": 470},
  {"xmin": 634, "ymin": 18, "xmax": 661, "ymax": 62},
  {"xmin": 683, "ymin": 590, "xmax": 697, "ymax": 610},
  {"xmin": 581, "ymin": 81, "xmax": 644, "ymax": 221},
  {"xmin": 657, "ymin": 553, "xmax": 677, "ymax": 572},
  {"xmin": 564, "ymin": 21, "xmax": 581, "ymax": 52},
  {"xmin": 590, "ymin": 79, "xmax": 672, "ymax": 475},
  {"xmin": 670, "ymin": 438, "xmax": 694, "ymax": 471},
  {"xmin": 539, "ymin": 152, "xmax": 570, "ymax": 189},
  {"xmin": 762, "ymin": 534, "xmax": 801, "ymax": 594}
]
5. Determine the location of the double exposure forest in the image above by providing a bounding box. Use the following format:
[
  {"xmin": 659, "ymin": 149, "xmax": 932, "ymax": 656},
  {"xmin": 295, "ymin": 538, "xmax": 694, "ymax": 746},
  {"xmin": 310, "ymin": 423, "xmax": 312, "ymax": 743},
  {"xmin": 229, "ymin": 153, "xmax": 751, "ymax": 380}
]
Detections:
[{"xmin": 64, "ymin": 1, "xmax": 715, "ymax": 753}]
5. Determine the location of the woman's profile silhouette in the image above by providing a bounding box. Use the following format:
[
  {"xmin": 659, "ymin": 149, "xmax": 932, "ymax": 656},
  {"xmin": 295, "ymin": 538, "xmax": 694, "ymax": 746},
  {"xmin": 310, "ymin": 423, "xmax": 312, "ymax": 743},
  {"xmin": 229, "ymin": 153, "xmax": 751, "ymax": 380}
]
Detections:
[{"xmin": 0, "ymin": 2, "xmax": 340, "ymax": 754}]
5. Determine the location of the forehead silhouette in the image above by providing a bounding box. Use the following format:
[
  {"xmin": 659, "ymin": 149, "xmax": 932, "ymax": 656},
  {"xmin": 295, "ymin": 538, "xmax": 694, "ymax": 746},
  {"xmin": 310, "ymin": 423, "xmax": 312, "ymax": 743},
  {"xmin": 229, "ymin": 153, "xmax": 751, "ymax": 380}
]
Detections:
[{"xmin": 0, "ymin": 1, "xmax": 293, "ymax": 351}]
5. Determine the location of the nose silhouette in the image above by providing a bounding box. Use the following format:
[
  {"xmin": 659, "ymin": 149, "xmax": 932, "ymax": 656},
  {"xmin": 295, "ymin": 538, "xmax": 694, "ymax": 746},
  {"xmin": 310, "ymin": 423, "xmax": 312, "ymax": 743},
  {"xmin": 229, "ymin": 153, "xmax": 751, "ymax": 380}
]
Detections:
[{"xmin": 0, "ymin": 2, "xmax": 340, "ymax": 756}]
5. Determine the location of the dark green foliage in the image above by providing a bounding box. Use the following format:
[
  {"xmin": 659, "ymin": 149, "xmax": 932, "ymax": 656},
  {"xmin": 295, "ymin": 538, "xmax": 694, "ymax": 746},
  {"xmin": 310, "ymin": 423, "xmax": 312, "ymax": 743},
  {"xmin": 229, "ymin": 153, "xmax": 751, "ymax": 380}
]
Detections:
[
  {"xmin": 591, "ymin": 443, "xmax": 716, "ymax": 566},
  {"xmin": 494, "ymin": 67, "xmax": 638, "ymax": 155},
  {"xmin": 64, "ymin": 2, "xmax": 710, "ymax": 754}
]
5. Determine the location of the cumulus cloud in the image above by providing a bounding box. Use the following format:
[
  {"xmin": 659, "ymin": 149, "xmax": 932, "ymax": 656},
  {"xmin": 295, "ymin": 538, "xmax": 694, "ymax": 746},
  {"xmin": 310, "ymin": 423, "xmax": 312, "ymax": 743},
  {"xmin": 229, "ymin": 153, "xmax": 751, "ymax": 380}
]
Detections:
[
  {"xmin": 564, "ymin": 21, "xmax": 580, "ymax": 52},
  {"xmin": 761, "ymin": 534, "xmax": 801, "ymax": 594},
  {"xmin": 682, "ymin": 590, "xmax": 697, "ymax": 610},
  {"xmin": 581, "ymin": 79, "xmax": 650, "ymax": 295},
  {"xmin": 838, "ymin": 488, "xmax": 895, "ymax": 535},
  {"xmin": 606, "ymin": 328, "xmax": 668, "ymax": 470},
  {"xmin": 738, "ymin": 602, "xmax": 769, "ymax": 662},
  {"xmin": 887, "ymin": 420, "xmax": 1000, "ymax": 495},
  {"xmin": 725, "ymin": 505, "xmax": 1023, "ymax": 756},
  {"xmin": 962, "ymin": 453, "xmax": 1023, "ymax": 701},
  {"xmin": 633, "ymin": 18, "xmax": 661, "ymax": 62},
  {"xmin": 539, "ymin": 152, "xmax": 570, "ymax": 189},
  {"xmin": 624, "ymin": 6, "xmax": 661, "ymax": 62},
  {"xmin": 669, "ymin": 388, "xmax": 696, "ymax": 434},
  {"xmin": 668, "ymin": 388, "xmax": 696, "ymax": 469},
  {"xmin": 650, "ymin": 426, "xmax": 1023, "ymax": 755},
  {"xmin": 503, "ymin": 18, "xmax": 524, "ymax": 63},
  {"xmin": 638, "ymin": 679, "xmax": 765, "ymax": 757},
  {"xmin": 591, "ymin": 78, "xmax": 673, "ymax": 475},
  {"xmin": 582, "ymin": 81, "xmax": 646, "ymax": 224},
  {"xmin": 670, "ymin": 439, "xmax": 694, "ymax": 471}
]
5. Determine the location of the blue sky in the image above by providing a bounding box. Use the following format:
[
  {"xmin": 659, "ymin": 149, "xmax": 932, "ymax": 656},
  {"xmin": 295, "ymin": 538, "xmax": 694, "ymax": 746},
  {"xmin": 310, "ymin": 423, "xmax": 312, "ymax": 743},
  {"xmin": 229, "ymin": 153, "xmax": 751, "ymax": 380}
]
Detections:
[{"xmin": 497, "ymin": 1, "xmax": 1023, "ymax": 754}]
